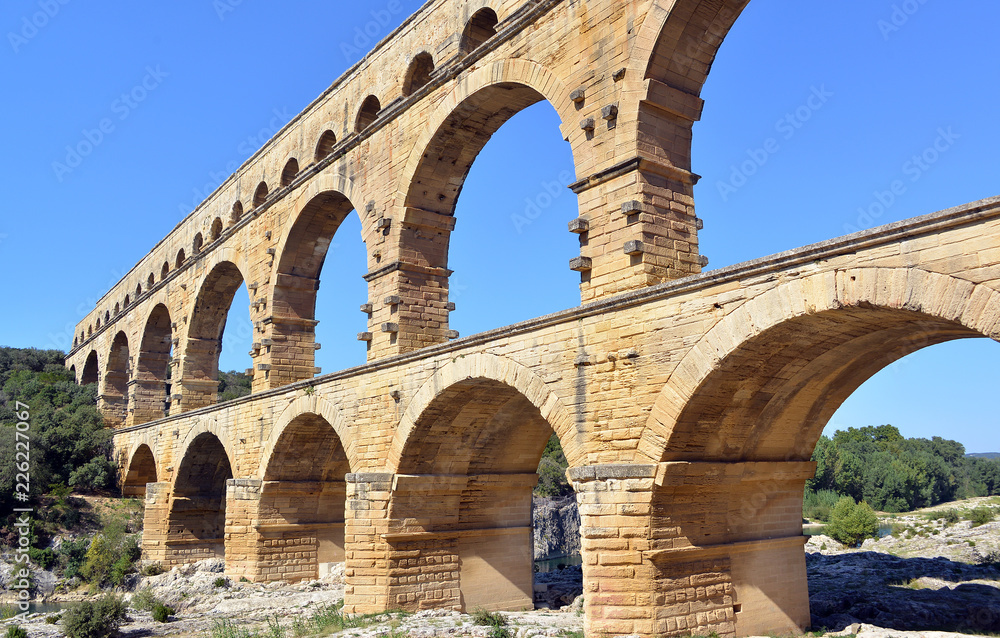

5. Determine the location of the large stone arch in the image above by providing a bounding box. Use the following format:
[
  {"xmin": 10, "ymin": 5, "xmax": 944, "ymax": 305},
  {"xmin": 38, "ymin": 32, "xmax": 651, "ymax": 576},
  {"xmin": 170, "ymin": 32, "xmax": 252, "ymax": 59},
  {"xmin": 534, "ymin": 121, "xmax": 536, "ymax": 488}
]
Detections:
[
  {"xmin": 80, "ymin": 349, "xmax": 99, "ymax": 386},
  {"xmin": 132, "ymin": 304, "xmax": 173, "ymax": 425},
  {"xmin": 259, "ymin": 394, "xmax": 358, "ymax": 478},
  {"xmin": 641, "ymin": 268, "xmax": 999, "ymax": 463},
  {"xmin": 101, "ymin": 331, "xmax": 131, "ymax": 427},
  {"xmin": 265, "ymin": 181, "xmax": 366, "ymax": 389},
  {"xmin": 388, "ymin": 352, "xmax": 580, "ymax": 471},
  {"xmin": 377, "ymin": 353, "xmax": 579, "ymax": 613},
  {"xmin": 123, "ymin": 443, "xmax": 157, "ymax": 497},
  {"xmin": 167, "ymin": 430, "xmax": 235, "ymax": 563},
  {"xmin": 241, "ymin": 395, "xmax": 357, "ymax": 582},
  {"xmin": 180, "ymin": 252, "xmax": 252, "ymax": 411}
]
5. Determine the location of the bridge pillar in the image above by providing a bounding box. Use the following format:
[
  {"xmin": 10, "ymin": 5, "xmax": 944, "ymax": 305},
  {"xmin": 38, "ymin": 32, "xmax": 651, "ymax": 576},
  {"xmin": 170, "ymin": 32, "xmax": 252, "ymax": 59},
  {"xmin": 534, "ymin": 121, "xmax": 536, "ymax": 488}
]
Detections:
[
  {"xmin": 344, "ymin": 473, "xmax": 393, "ymax": 613},
  {"xmin": 98, "ymin": 390, "xmax": 127, "ymax": 428},
  {"xmin": 571, "ymin": 461, "xmax": 815, "ymax": 638},
  {"xmin": 254, "ymin": 316, "xmax": 321, "ymax": 391},
  {"xmin": 140, "ymin": 482, "xmax": 172, "ymax": 564},
  {"xmin": 573, "ymin": 156, "xmax": 703, "ymax": 302},
  {"xmin": 127, "ymin": 378, "xmax": 168, "ymax": 426},
  {"xmin": 362, "ymin": 209, "xmax": 457, "ymax": 359},
  {"xmin": 224, "ymin": 479, "xmax": 346, "ymax": 582}
]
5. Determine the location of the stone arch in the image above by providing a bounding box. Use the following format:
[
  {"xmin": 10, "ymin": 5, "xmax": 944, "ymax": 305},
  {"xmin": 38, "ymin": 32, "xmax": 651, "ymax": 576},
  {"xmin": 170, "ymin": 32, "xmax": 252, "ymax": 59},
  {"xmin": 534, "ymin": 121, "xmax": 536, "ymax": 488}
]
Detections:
[
  {"xmin": 460, "ymin": 7, "xmax": 498, "ymax": 54},
  {"xmin": 250, "ymin": 396, "xmax": 356, "ymax": 581},
  {"xmin": 176, "ymin": 248, "xmax": 186, "ymax": 269},
  {"xmin": 230, "ymin": 200, "xmax": 244, "ymax": 224},
  {"xmin": 385, "ymin": 353, "xmax": 578, "ymax": 612},
  {"xmin": 193, "ymin": 233, "xmax": 204, "ymax": 254},
  {"xmin": 355, "ymin": 95, "xmax": 381, "ymax": 132},
  {"xmin": 259, "ymin": 394, "xmax": 358, "ymax": 478},
  {"xmin": 147, "ymin": 273, "xmax": 155, "ymax": 288},
  {"xmin": 169, "ymin": 431, "xmax": 234, "ymax": 562},
  {"xmin": 81, "ymin": 349, "xmax": 99, "ymax": 385},
  {"xmin": 398, "ymin": 58, "xmax": 576, "ymax": 218},
  {"xmin": 161, "ymin": 261, "xmax": 170, "ymax": 280},
  {"xmin": 280, "ymin": 158, "xmax": 299, "ymax": 187},
  {"xmin": 211, "ymin": 217, "xmax": 223, "ymax": 241},
  {"xmin": 642, "ymin": 268, "xmax": 999, "ymax": 464},
  {"xmin": 101, "ymin": 331, "xmax": 130, "ymax": 427},
  {"xmin": 390, "ymin": 352, "xmax": 580, "ymax": 470},
  {"xmin": 314, "ymin": 130, "xmax": 337, "ymax": 161},
  {"xmin": 133, "ymin": 303, "xmax": 173, "ymax": 425},
  {"xmin": 402, "ymin": 52, "xmax": 434, "ymax": 96},
  {"xmin": 253, "ymin": 181, "xmax": 269, "ymax": 207},
  {"xmin": 181, "ymin": 255, "xmax": 251, "ymax": 410},
  {"xmin": 265, "ymin": 185, "xmax": 364, "ymax": 388},
  {"xmin": 123, "ymin": 443, "xmax": 157, "ymax": 497}
]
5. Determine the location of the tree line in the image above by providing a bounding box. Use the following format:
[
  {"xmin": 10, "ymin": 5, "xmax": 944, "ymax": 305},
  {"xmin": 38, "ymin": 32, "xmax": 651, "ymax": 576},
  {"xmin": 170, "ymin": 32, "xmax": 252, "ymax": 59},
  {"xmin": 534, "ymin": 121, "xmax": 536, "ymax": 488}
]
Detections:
[{"xmin": 807, "ymin": 424, "xmax": 1000, "ymax": 513}]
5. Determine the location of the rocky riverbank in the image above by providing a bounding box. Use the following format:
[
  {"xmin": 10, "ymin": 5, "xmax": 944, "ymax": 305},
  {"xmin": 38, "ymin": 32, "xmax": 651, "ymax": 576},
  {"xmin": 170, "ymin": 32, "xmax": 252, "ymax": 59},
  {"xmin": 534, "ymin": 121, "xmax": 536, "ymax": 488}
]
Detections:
[{"xmin": 1, "ymin": 501, "xmax": 996, "ymax": 638}]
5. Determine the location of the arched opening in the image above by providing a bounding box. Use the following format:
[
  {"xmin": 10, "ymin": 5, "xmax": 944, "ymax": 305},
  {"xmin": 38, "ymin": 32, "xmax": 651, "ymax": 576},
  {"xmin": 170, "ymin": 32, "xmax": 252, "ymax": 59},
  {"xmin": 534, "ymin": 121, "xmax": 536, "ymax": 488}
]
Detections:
[
  {"xmin": 176, "ymin": 249, "xmax": 186, "ymax": 269},
  {"xmin": 647, "ymin": 300, "xmax": 994, "ymax": 636},
  {"xmin": 135, "ymin": 283, "xmax": 142, "ymax": 298},
  {"xmin": 184, "ymin": 261, "xmax": 250, "ymax": 410},
  {"xmin": 104, "ymin": 311, "xmax": 110, "ymax": 324},
  {"xmin": 101, "ymin": 331, "xmax": 130, "ymax": 428},
  {"xmin": 161, "ymin": 261, "xmax": 170, "ymax": 281},
  {"xmin": 314, "ymin": 130, "xmax": 337, "ymax": 161},
  {"xmin": 95, "ymin": 318, "xmax": 101, "ymax": 330},
  {"xmin": 460, "ymin": 8, "xmax": 498, "ymax": 54},
  {"xmin": 123, "ymin": 444, "xmax": 157, "ymax": 497},
  {"xmin": 124, "ymin": 294, "xmax": 131, "ymax": 308},
  {"xmin": 253, "ymin": 181, "xmax": 269, "ymax": 208},
  {"xmin": 211, "ymin": 217, "xmax": 223, "ymax": 241},
  {"xmin": 114, "ymin": 302, "xmax": 120, "ymax": 315},
  {"xmin": 231, "ymin": 201, "xmax": 244, "ymax": 224},
  {"xmin": 170, "ymin": 433, "xmax": 232, "ymax": 562},
  {"xmin": 272, "ymin": 191, "xmax": 366, "ymax": 382},
  {"xmin": 256, "ymin": 413, "xmax": 350, "ymax": 581},
  {"xmin": 87, "ymin": 325, "xmax": 93, "ymax": 337},
  {"xmin": 81, "ymin": 350, "xmax": 99, "ymax": 385},
  {"xmin": 405, "ymin": 84, "xmax": 578, "ymax": 336},
  {"xmin": 147, "ymin": 273, "xmax": 155, "ymax": 288},
  {"xmin": 193, "ymin": 233, "xmax": 204, "ymax": 254},
  {"xmin": 69, "ymin": 364, "xmax": 76, "ymax": 377},
  {"xmin": 392, "ymin": 378, "xmax": 563, "ymax": 612},
  {"xmin": 280, "ymin": 158, "xmax": 299, "ymax": 187},
  {"xmin": 133, "ymin": 304, "xmax": 173, "ymax": 425},
  {"xmin": 355, "ymin": 95, "xmax": 381, "ymax": 132},
  {"xmin": 402, "ymin": 52, "xmax": 434, "ymax": 96}
]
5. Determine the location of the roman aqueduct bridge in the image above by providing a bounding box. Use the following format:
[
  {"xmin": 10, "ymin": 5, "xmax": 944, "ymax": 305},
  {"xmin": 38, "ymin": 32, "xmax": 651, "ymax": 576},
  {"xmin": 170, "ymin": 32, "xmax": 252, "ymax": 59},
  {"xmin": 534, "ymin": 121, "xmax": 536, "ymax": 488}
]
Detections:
[{"xmin": 65, "ymin": 0, "xmax": 1000, "ymax": 635}]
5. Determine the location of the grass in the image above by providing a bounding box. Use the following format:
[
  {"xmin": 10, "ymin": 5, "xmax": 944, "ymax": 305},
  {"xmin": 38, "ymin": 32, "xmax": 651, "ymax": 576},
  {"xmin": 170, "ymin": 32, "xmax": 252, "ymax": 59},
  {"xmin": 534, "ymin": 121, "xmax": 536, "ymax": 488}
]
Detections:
[{"xmin": 471, "ymin": 608, "xmax": 513, "ymax": 638}]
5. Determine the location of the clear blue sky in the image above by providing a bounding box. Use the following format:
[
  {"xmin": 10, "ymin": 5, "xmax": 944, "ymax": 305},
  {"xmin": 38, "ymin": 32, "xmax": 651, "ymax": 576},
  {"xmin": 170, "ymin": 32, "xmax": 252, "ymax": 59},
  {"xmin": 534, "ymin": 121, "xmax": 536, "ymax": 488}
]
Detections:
[{"xmin": 1, "ymin": 1, "xmax": 997, "ymax": 452}]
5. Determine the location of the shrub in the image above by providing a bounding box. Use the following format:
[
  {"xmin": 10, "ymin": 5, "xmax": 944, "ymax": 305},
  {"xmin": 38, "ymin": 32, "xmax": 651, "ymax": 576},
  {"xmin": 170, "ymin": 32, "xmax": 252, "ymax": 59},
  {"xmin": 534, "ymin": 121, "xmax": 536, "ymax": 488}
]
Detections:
[
  {"xmin": 826, "ymin": 496, "xmax": 879, "ymax": 547},
  {"xmin": 969, "ymin": 506, "xmax": 996, "ymax": 527},
  {"xmin": 131, "ymin": 587, "xmax": 158, "ymax": 612},
  {"xmin": 213, "ymin": 576, "xmax": 228, "ymax": 588},
  {"xmin": 933, "ymin": 509, "xmax": 961, "ymax": 525},
  {"xmin": 152, "ymin": 603, "xmax": 174, "ymax": 623},
  {"xmin": 803, "ymin": 489, "xmax": 841, "ymax": 522},
  {"xmin": 29, "ymin": 546, "xmax": 57, "ymax": 570},
  {"xmin": 62, "ymin": 594, "xmax": 127, "ymax": 638},
  {"xmin": 141, "ymin": 562, "xmax": 165, "ymax": 577},
  {"xmin": 5, "ymin": 626, "xmax": 27, "ymax": 638}
]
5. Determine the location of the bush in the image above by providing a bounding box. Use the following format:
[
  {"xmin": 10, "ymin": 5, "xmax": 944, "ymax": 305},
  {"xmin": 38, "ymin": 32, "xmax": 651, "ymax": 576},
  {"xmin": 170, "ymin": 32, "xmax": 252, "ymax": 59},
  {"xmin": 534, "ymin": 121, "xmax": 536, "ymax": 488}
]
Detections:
[
  {"xmin": 62, "ymin": 594, "xmax": 127, "ymax": 638},
  {"xmin": 826, "ymin": 496, "xmax": 879, "ymax": 547},
  {"xmin": 141, "ymin": 562, "xmax": 165, "ymax": 577},
  {"xmin": 5, "ymin": 627, "xmax": 27, "ymax": 638},
  {"xmin": 152, "ymin": 603, "xmax": 174, "ymax": 623},
  {"xmin": 968, "ymin": 506, "xmax": 996, "ymax": 527},
  {"xmin": 213, "ymin": 576, "xmax": 228, "ymax": 588},
  {"xmin": 803, "ymin": 489, "xmax": 841, "ymax": 522},
  {"xmin": 932, "ymin": 509, "xmax": 961, "ymax": 524},
  {"xmin": 29, "ymin": 546, "xmax": 57, "ymax": 570},
  {"xmin": 131, "ymin": 588, "xmax": 158, "ymax": 612}
]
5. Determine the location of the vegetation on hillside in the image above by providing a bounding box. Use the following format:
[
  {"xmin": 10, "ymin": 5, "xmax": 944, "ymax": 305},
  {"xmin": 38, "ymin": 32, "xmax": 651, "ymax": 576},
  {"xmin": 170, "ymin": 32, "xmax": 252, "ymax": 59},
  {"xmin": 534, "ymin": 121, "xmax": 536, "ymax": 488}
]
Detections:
[
  {"xmin": 218, "ymin": 370, "xmax": 252, "ymax": 403},
  {"xmin": 535, "ymin": 434, "xmax": 573, "ymax": 498},
  {"xmin": 807, "ymin": 425, "xmax": 1000, "ymax": 516}
]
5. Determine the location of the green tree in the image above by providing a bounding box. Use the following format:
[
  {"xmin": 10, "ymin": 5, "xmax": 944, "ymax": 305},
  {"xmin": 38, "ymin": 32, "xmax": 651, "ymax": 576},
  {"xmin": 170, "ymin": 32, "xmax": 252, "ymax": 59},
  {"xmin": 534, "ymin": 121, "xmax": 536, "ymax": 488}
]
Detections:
[{"xmin": 826, "ymin": 496, "xmax": 879, "ymax": 547}]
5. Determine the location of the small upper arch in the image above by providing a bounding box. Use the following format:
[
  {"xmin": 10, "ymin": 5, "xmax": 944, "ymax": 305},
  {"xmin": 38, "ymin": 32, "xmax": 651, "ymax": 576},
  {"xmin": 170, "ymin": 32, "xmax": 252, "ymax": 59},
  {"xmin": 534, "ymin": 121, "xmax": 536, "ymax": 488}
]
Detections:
[
  {"xmin": 253, "ymin": 181, "xmax": 269, "ymax": 207},
  {"xmin": 355, "ymin": 95, "xmax": 382, "ymax": 133},
  {"xmin": 211, "ymin": 217, "xmax": 223, "ymax": 241},
  {"xmin": 460, "ymin": 7, "xmax": 499, "ymax": 54},
  {"xmin": 175, "ymin": 249, "xmax": 186, "ymax": 269},
  {"xmin": 230, "ymin": 201, "xmax": 243, "ymax": 224},
  {"xmin": 280, "ymin": 158, "xmax": 299, "ymax": 187},
  {"xmin": 314, "ymin": 130, "xmax": 337, "ymax": 161},
  {"xmin": 403, "ymin": 52, "xmax": 435, "ymax": 97},
  {"xmin": 161, "ymin": 261, "xmax": 170, "ymax": 281}
]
